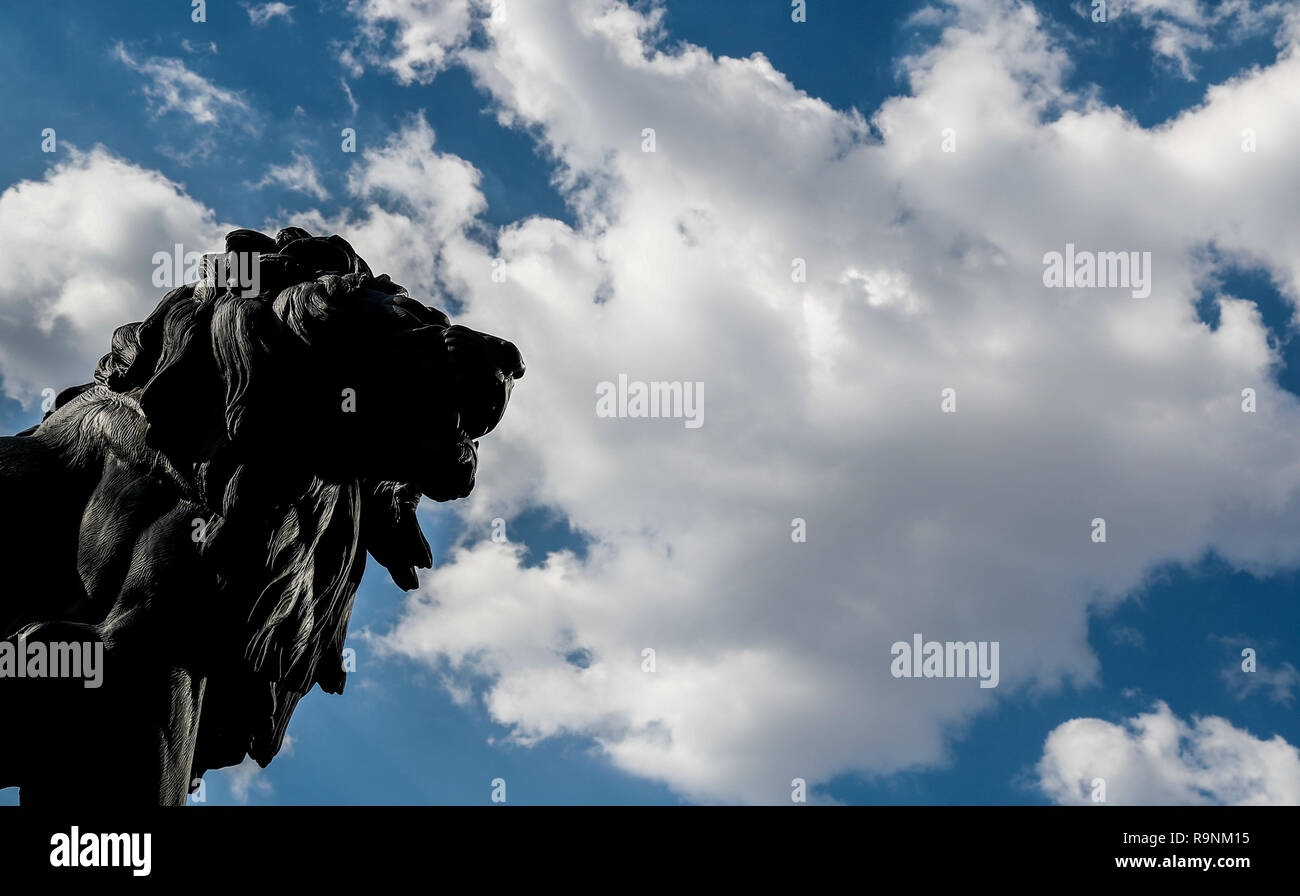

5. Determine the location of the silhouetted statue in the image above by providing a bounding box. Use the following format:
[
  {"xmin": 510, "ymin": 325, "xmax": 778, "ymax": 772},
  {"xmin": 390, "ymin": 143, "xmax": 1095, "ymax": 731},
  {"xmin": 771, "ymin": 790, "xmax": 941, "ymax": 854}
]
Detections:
[{"xmin": 0, "ymin": 228, "xmax": 524, "ymax": 805}]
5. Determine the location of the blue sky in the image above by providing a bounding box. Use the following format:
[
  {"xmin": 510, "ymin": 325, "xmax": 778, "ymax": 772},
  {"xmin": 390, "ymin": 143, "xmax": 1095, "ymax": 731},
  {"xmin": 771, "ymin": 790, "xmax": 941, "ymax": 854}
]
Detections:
[{"xmin": 1, "ymin": 0, "xmax": 1298, "ymax": 805}]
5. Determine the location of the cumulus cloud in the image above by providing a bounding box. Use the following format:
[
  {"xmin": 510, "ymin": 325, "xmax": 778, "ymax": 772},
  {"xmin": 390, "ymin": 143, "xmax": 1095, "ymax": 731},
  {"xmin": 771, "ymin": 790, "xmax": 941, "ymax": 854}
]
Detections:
[
  {"xmin": 328, "ymin": 0, "xmax": 1300, "ymax": 803},
  {"xmin": 342, "ymin": 114, "xmax": 486, "ymax": 242},
  {"xmin": 281, "ymin": 113, "xmax": 487, "ymax": 304},
  {"xmin": 339, "ymin": 0, "xmax": 474, "ymax": 83},
  {"xmin": 0, "ymin": 148, "xmax": 226, "ymax": 404},
  {"xmin": 1037, "ymin": 702, "xmax": 1300, "ymax": 804}
]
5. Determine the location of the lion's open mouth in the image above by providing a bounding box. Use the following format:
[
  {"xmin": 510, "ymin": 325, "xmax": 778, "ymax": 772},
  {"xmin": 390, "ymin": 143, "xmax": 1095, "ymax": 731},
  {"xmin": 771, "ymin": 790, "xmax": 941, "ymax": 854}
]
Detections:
[
  {"xmin": 455, "ymin": 386, "xmax": 511, "ymax": 441},
  {"xmin": 416, "ymin": 426, "xmax": 479, "ymax": 502}
]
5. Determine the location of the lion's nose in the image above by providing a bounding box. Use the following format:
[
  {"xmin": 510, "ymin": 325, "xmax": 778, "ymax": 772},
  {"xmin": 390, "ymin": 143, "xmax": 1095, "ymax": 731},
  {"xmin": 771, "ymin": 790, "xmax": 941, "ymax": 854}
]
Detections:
[{"xmin": 493, "ymin": 336, "xmax": 525, "ymax": 380}]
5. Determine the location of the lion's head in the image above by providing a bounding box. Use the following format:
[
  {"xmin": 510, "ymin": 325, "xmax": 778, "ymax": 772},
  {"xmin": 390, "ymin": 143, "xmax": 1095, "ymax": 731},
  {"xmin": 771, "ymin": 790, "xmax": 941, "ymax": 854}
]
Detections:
[
  {"xmin": 98, "ymin": 226, "xmax": 524, "ymax": 502},
  {"xmin": 38, "ymin": 226, "xmax": 525, "ymax": 777}
]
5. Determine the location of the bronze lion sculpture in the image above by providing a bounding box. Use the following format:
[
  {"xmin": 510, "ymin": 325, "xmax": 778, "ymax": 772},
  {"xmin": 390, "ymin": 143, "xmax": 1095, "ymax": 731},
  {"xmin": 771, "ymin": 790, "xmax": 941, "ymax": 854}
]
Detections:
[{"xmin": 0, "ymin": 227, "xmax": 524, "ymax": 805}]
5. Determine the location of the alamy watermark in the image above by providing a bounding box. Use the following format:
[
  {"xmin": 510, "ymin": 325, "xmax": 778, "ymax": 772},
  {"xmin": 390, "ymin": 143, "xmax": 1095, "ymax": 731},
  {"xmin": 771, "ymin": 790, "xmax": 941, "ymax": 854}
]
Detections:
[
  {"xmin": 596, "ymin": 374, "xmax": 704, "ymax": 428},
  {"xmin": 0, "ymin": 636, "xmax": 103, "ymax": 688},
  {"xmin": 890, "ymin": 633, "xmax": 999, "ymax": 688},
  {"xmin": 50, "ymin": 827, "xmax": 150, "ymax": 877},
  {"xmin": 152, "ymin": 245, "xmax": 262, "ymax": 298},
  {"xmin": 1042, "ymin": 243, "xmax": 1151, "ymax": 298}
]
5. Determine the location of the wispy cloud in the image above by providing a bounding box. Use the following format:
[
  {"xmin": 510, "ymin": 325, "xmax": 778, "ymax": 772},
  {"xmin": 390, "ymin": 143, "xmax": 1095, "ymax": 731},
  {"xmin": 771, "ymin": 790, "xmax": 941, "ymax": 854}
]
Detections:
[
  {"xmin": 1227, "ymin": 661, "xmax": 1300, "ymax": 705},
  {"xmin": 1100, "ymin": 0, "xmax": 1293, "ymax": 80},
  {"xmin": 1217, "ymin": 635, "xmax": 1299, "ymax": 705},
  {"xmin": 253, "ymin": 150, "xmax": 331, "ymax": 201},
  {"xmin": 113, "ymin": 44, "xmax": 254, "ymax": 132},
  {"xmin": 180, "ymin": 38, "xmax": 218, "ymax": 55},
  {"xmin": 221, "ymin": 734, "xmax": 292, "ymax": 803},
  {"xmin": 245, "ymin": 2, "xmax": 294, "ymax": 26},
  {"xmin": 340, "ymin": 78, "xmax": 359, "ymax": 117},
  {"xmin": 1108, "ymin": 625, "xmax": 1146, "ymax": 648},
  {"xmin": 223, "ymin": 757, "xmax": 273, "ymax": 803}
]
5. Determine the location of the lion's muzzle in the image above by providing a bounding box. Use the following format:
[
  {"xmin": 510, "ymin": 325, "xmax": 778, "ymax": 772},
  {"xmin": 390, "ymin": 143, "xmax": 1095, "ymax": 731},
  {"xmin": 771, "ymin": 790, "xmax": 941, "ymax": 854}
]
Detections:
[{"xmin": 443, "ymin": 325, "xmax": 525, "ymax": 441}]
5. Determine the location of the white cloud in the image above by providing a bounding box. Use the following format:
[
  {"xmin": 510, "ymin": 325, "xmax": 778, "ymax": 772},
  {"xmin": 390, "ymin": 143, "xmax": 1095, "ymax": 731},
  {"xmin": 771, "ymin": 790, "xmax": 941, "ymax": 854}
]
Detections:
[
  {"xmin": 113, "ymin": 45, "xmax": 254, "ymax": 130},
  {"xmin": 1037, "ymin": 702, "xmax": 1300, "ymax": 804},
  {"xmin": 276, "ymin": 114, "xmax": 488, "ymax": 303},
  {"xmin": 0, "ymin": 148, "xmax": 226, "ymax": 404},
  {"xmin": 246, "ymin": 2, "xmax": 295, "ymax": 26},
  {"xmin": 343, "ymin": 115, "xmax": 485, "ymax": 242},
  {"xmin": 253, "ymin": 151, "xmax": 331, "ymax": 201},
  {"xmin": 327, "ymin": 0, "xmax": 1300, "ymax": 803},
  {"xmin": 340, "ymin": 0, "xmax": 474, "ymax": 84}
]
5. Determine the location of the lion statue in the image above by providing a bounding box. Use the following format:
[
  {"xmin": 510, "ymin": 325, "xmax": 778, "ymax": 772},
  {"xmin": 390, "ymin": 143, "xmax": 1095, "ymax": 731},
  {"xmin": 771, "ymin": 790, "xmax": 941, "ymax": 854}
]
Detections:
[{"xmin": 0, "ymin": 227, "xmax": 524, "ymax": 805}]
